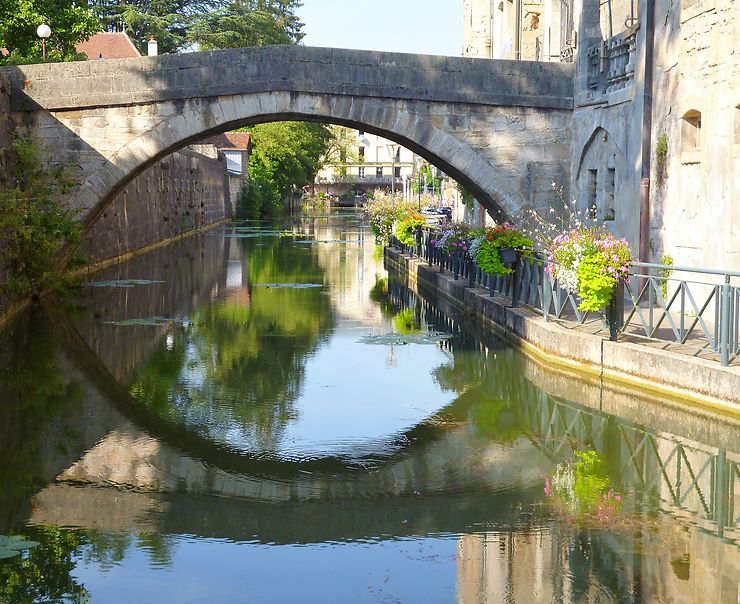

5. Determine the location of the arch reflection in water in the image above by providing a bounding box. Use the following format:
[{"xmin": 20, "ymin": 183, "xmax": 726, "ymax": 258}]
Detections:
[{"xmin": 0, "ymin": 211, "xmax": 737, "ymax": 603}]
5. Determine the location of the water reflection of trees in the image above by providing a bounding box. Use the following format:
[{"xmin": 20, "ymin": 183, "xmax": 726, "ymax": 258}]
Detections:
[
  {"xmin": 0, "ymin": 311, "xmax": 84, "ymax": 527},
  {"xmin": 128, "ymin": 236, "xmax": 334, "ymax": 452}
]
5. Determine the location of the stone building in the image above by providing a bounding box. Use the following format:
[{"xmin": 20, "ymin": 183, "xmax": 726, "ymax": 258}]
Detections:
[
  {"xmin": 315, "ymin": 128, "xmax": 418, "ymax": 200},
  {"xmin": 463, "ymin": 0, "xmax": 740, "ymax": 271}
]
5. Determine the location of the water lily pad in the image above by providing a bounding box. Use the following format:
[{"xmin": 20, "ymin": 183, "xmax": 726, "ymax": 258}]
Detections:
[
  {"xmin": 86, "ymin": 279, "xmax": 164, "ymax": 288},
  {"xmin": 0, "ymin": 535, "xmax": 40, "ymax": 559},
  {"xmin": 358, "ymin": 332, "xmax": 453, "ymax": 346},
  {"xmin": 252, "ymin": 283, "xmax": 324, "ymax": 289},
  {"xmin": 105, "ymin": 317, "xmax": 182, "ymax": 326}
]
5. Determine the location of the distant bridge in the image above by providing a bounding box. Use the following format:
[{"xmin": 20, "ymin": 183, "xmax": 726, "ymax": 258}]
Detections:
[{"xmin": 3, "ymin": 45, "xmax": 573, "ymax": 239}]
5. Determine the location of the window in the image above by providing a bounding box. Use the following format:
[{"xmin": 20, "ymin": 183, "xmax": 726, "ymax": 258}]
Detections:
[
  {"xmin": 358, "ymin": 147, "xmax": 365, "ymax": 161},
  {"xmin": 394, "ymin": 166, "xmax": 401, "ymax": 178},
  {"xmin": 358, "ymin": 130, "xmax": 364, "ymax": 136},
  {"xmin": 358, "ymin": 166, "xmax": 365, "ymax": 178},
  {"xmin": 681, "ymin": 110, "xmax": 701, "ymax": 151},
  {"xmin": 587, "ymin": 169, "xmax": 598, "ymax": 218},
  {"xmin": 681, "ymin": 110, "xmax": 701, "ymax": 162},
  {"xmin": 376, "ymin": 166, "xmax": 383, "ymax": 177},
  {"xmin": 604, "ymin": 168, "xmax": 615, "ymax": 221}
]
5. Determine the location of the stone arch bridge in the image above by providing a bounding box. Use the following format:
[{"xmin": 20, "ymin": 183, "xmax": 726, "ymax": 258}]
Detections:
[{"xmin": 3, "ymin": 45, "xmax": 573, "ymax": 237}]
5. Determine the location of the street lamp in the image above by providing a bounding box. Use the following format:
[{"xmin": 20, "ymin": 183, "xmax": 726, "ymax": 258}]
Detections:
[
  {"xmin": 37, "ymin": 23, "xmax": 51, "ymax": 61},
  {"xmin": 385, "ymin": 143, "xmax": 399, "ymax": 197}
]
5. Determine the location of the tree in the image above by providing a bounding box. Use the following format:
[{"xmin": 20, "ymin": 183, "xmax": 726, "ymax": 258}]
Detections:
[
  {"xmin": 320, "ymin": 125, "xmax": 359, "ymax": 168},
  {"xmin": 90, "ymin": 0, "xmax": 304, "ymax": 55},
  {"xmin": 90, "ymin": 0, "xmax": 198, "ymax": 54},
  {"xmin": 189, "ymin": 0, "xmax": 304, "ymax": 50},
  {"xmin": 0, "ymin": 0, "xmax": 100, "ymax": 61},
  {"xmin": 239, "ymin": 122, "xmax": 333, "ymax": 219}
]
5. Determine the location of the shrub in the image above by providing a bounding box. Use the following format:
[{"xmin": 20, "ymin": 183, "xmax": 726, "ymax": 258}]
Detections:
[{"xmin": 0, "ymin": 135, "xmax": 80, "ymax": 299}]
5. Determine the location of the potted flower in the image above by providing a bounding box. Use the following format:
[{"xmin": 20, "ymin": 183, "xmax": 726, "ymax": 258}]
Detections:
[
  {"xmin": 547, "ymin": 227, "xmax": 632, "ymax": 311},
  {"xmin": 470, "ymin": 222, "xmax": 533, "ymax": 276},
  {"xmin": 431, "ymin": 222, "xmax": 474, "ymax": 255},
  {"xmin": 395, "ymin": 211, "xmax": 426, "ymax": 246}
]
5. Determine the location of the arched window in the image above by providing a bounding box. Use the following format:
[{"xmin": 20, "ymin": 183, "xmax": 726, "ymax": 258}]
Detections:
[{"xmin": 681, "ymin": 110, "xmax": 701, "ymax": 152}]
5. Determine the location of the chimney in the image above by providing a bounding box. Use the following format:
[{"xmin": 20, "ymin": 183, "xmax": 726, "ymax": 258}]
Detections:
[{"xmin": 148, "ymin": 36, "xmax": 158, "ymax": 56}]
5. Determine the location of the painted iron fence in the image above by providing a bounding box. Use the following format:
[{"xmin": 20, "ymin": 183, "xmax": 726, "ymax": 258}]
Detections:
[{"xmin": 388, "ymin": 230, "xmax": 740, "ymax": 366}]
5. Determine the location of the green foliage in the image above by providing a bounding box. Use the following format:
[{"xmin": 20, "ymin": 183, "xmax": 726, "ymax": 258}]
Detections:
[
  {"xmin": 393, "ymin": 308, "xmax": 421, "ymax": 334},
  {"xmin": 472, "ymin": 224, "xmax": 533, "ymax": 277},
  {"xmin": 655, "ymin": 132, "xmax": 668, "ymax": 179},
  {"xmin": 364, "ymin": 194, "xmax": 418, "ymax": 244},
  {"xmin": 395, "ymin": 212, "xmax": 425, "ymax": 246},
  {"xmin": 571, "ymin": 450, "xmax": 609, "ymax": 509},
  {"xmin": 0, "ymin": 0, "xmax": 100, "ymax": 61},
  {"xmin": 412, "ymin": 162, "xmax": 440, "ymax": 194},
  {"xmin": 658, "ymin": 253, "xmax": 673, "ymax": 299},
  {"xmin": 0, "ymin": 526, "xmax": 88, "ymax": 603},
  {"xmin": 575, "ymin": 254, "xmax": 618, "ymax": 312},
  {"xmin": 545, "ymin": 449, "xmax": 623, "ymax": 523},
  {"xmin": 127, "ymin": 235, "xmax": 334, "ymax": 449},
  {"xmin": 237, "ymin": 122, "xmax": 332, "ymax": 220},
  {"xmin": 548, "ymin": 228, "xmax": 632, "ymax": 312},
  {"xmin": 90, "ymin": 0, "xmax": 303, "ymax": 55},
  {"xmin": 189, "ymin": 0, "xmax": 303, "ymax": 50},
  {"xmin": 0, "ymin": 135, "xmax": 81, "ymax": 300}
]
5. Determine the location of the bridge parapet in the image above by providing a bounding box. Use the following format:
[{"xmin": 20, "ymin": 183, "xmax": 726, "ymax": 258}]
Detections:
[{"xmin": 5, "ymin": 45, "xmax": 573, "ymax": 113}]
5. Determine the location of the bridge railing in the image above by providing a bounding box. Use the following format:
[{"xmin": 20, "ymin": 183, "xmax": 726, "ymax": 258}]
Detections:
[{"xmin": 388, "ymin": 229, "xmax": 740, "ymax": 366}]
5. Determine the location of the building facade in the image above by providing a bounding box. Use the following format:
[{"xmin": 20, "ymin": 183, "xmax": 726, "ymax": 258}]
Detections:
[
  {"xmin": 463, "ymin": 0, "xmax": 739, "ymax": 271},
  {"xmin": 315, "ymin": 129, "xmax": 417, "ymax": 198}
]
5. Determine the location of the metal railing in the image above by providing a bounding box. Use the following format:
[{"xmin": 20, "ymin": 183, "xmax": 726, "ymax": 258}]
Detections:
[
  {"xmin": 383, "ymin": 282, "xmax": 740, "ymax": 541},
  {"xmin": 388, "ymin": 230, "xmax": 740, "ymax": 366}
]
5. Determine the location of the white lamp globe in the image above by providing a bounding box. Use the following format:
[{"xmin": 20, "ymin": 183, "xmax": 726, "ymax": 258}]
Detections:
[{"xmin": 37, "ymin": 24, "xmax": 51, "ymax": 39}]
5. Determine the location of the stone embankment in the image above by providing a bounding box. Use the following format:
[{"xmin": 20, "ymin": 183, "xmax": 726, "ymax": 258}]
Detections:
[{"xmin": 385, "ymin": 247, "xmax": 740, "ymax": 417}]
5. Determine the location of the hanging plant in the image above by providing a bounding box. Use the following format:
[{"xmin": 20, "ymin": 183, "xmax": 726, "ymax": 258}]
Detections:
[
  {"xmin": 472, "ymin": 223, "xmax": 533, "ymax": 277},
  {"xmin": 547, "ymin": 227, "xmax": 632, "ymax": 311},
  {"xmin": 395, "ymin": 212, "xmax": 426, "ymax": 246}
]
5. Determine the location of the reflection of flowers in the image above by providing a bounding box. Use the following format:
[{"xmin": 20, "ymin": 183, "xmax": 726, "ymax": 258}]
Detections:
[{"xmin": 545, "ymin": 450, "xmax": 623, "ymax": 524}]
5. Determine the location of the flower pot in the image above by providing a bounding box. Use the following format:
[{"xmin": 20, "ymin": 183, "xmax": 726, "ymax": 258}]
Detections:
[{"xmin": 499, "ymin": 247, "xmax": 518, "ymax": 266}]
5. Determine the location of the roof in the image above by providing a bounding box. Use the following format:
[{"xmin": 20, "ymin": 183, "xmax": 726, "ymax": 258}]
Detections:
[
  {"xmin": 76, "ymin": 32, "xmax": 141, "ymax": 60},
  {"xmin": 197, "ymin": 132, "xmax": 251, "ymax": 150}
]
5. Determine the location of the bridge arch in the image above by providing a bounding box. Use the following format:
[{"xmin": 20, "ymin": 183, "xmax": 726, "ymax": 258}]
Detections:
[{"xmin": 81, "ymin": 91, "xmax": 525, "ymax": 235}]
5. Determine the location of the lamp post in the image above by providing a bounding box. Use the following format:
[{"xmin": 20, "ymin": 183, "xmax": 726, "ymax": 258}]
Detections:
[
  {"xmin": 37, "ymin": 23, "xmax": 51, "ymax": 61},
  {"xmin": 385, "ymin": 143, "xmax": 399, "ymax": 197}
]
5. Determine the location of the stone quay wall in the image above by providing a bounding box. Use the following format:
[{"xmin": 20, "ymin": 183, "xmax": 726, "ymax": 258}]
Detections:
[{"xmin": 79, "ymin": 148, "xmax": 229, "ymax": 264}]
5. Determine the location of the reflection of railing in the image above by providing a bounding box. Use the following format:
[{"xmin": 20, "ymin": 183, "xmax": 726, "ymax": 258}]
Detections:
[
  {"xmin": 383, "ymin": 275, "xmax": 740, "ymax": 541},
  {"xmin": 389, "ymin": 231, "xmax": 740, "ymax": 366},
  {"xmin": 520, "ymin": 394, "xmax": 739, "ymax": 541}
]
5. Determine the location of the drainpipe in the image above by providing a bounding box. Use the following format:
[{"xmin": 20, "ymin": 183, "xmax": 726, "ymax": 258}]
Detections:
[
  {"xmin": 639, "ymin": 0, "xmax": 656, "ymax": 265},
  {"xmin": 515, "ymin": 0, "xmax": 522, "ymax": 60}
]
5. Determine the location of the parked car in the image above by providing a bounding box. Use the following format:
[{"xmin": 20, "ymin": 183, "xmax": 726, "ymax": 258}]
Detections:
[{"xmin": 421, "ymin": 207, "xmax": 449, "ymax": 225}]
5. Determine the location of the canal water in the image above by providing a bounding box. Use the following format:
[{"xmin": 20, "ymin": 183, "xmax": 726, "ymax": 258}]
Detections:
[{"xmin": 0, "ymin": 210, "xmax": 738, "ymax": 603}]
